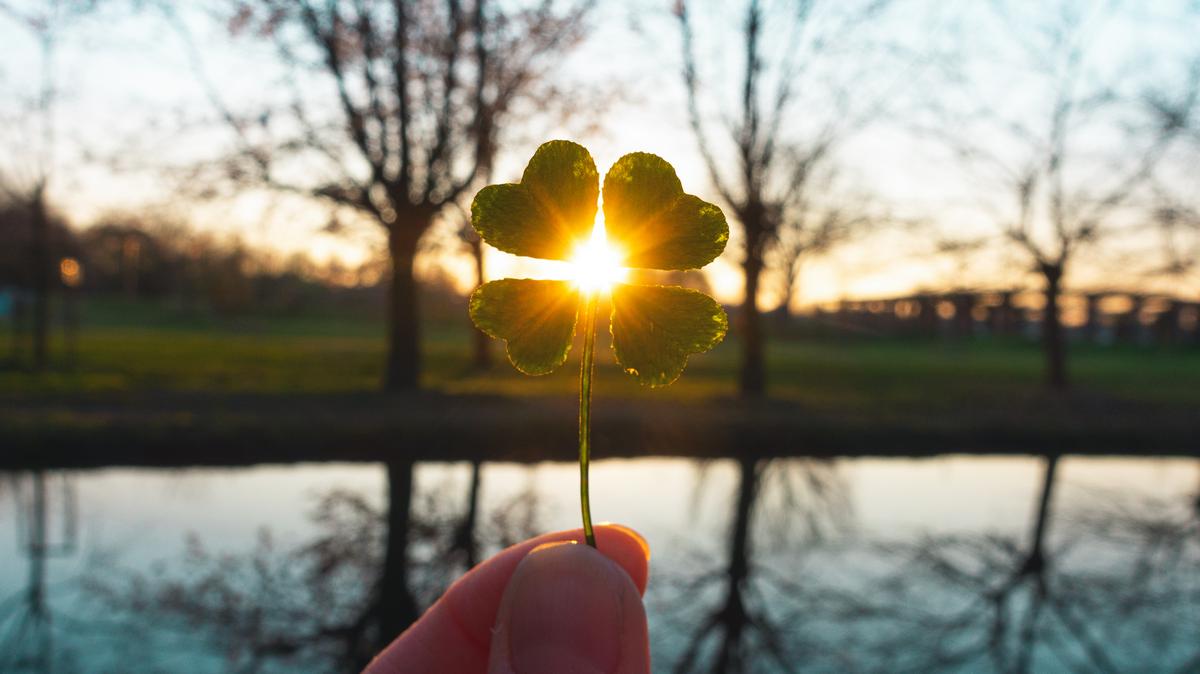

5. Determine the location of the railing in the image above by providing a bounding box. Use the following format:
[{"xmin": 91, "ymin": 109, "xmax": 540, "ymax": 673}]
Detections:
[{"xmin": 787, "ymin": 290, "xmax": 1200, "ymax": 345}]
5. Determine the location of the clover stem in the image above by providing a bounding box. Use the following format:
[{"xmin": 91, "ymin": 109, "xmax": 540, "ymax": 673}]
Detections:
[{"xmin": 578, "ymin": 290, "xmax": 599, "ymax": 548}]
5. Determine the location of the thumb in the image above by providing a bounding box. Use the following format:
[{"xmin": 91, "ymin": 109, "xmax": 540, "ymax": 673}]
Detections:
[{"xmin": 487, "ymin": 540, "xmax": 650, "ymax": 674}]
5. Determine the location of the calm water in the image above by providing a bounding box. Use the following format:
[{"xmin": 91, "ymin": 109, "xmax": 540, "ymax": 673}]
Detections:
[{"xmin": 1, "ymin": 456, "xmax": 1197, "ymax": 673}]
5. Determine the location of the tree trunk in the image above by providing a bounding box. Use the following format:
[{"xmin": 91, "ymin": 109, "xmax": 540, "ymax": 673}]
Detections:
[
  {"xmin": 714, "ymin": 456, "xmax": 760, "ymax": 672},
  {"xmin": 64, "ymin": 285, "xmax": 79, "ymax": 367},
  {"xmin": 739, "ymin": 252, "xmax": 766, "ymax": 397},
  {"xmin": 1083, "ymin": 293, "xmax": 1101, "ymax": 344},
  {"xmin": 1040, "ymin": 264, "xmax": 1067, "ymax": 390},
  {"xmin": 952, "ymin": 292, "xmax": 975, "ymax": 340},
  {"xmin": 31, "ymin": 190, "xmax": 50, "ymax": 371},
  {"xmin": 384, "ymin": 227, "xmax": 422, "ymax": 391},
  {"xmin": 377, "ymin": 461, "xmax": 418, "ymax": 651},
  {"xmin": 1009, "ymin": 453, "xmax": 1060, "ymax": 674},
  {"xmin": 1192, "ymin": 460, "xmax": 1199, "ymax": 517},
  {"xmin": 1022, "ymin": 453, "xmax": 1059, "ymax": 576},
  {"xmin": 780, "ymin": 256, "xmax": 801, "ymax": 323},
  {"xmin": 999, "ymin": 291, "xmax": 1016, "ymax": 337},
  {"xmin": 25, "ymin": 471, "xmax": 51, "ymax": 671},
  {"xmin": 917, "ymin": 295, "xmax": 937, "ymax": 338},
  {"xmin": 469, "ymin": 235, "xmax": 491, "ymax": 370},
  {"xmin": 122, "ymin": 234, "xmax": 140, "ymax": 298},
  {"xmin": 453, "ymin": 460, "xmax": 484, "ymax": 570}
]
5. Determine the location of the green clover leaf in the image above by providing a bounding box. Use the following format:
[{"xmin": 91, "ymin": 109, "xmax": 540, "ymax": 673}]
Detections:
[
  {"xmin": 610, "ymin": 284, "xmax": 728, "ymax": 386},
  {"xmin": 603, "ymin": 152, "xmax": 729, "ymax": 271},
  {"xmin": 469, "ymin": 140, "xmax": 729, "ymax": 386},
  {"xmin": 469, "ymin": 279, "xmax": 580, "ymax": 376},
  {"xmin": 471, "ymin": 140, "xmax": 599, "ymax": 261}
]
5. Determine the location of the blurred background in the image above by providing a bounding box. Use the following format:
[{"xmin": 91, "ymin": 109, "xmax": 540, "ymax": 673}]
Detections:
[{"xmin": 1, "ymin": 0, "xmax": 1198, "ymax": 672}]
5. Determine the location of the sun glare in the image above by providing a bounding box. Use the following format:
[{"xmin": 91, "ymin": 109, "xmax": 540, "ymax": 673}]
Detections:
[{"xmin": 569, "ymin": 221, "xmax": 628, "ymax": 293}]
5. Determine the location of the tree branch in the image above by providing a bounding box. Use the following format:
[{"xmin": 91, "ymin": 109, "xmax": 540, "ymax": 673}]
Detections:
[{"xmin": 676, "ymin": 0, "xmax": 736, "ymax": 207}]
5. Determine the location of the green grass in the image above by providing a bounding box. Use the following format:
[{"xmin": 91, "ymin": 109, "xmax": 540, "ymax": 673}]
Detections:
[{"xmin": 2, "ymin": 296, "xmax": 1199, "ymax": 411}]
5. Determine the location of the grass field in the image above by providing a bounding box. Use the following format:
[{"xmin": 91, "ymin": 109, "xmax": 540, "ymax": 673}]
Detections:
[
  {"xmin": 3, "ymin": 296, "xmax": 1198, "ymax": 466},
  {"xmin": 3, "ymin": 296, "xmax": 1199, "ymax": 411}
]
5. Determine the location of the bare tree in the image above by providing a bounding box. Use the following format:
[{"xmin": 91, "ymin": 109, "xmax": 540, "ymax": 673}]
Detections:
[
  {"xmin": 676, "ymin": 0, "xmax": 897, "ymax": 397},
  {"xmin": 925, "ymin": 1, "xmax": 1199, "ymax": 389},
  {"xmin": 457, "ymin": 214, "xmax": 491, "ymax": 370},
  {"xmin": 1147, "ymin": 92, "xmax": 1200, "ymax": 285},
  {"xmin": 1149, "ymin": 190, "xmax": 1200, "ymax": 283},
  {"xmin": 172, "ymin": 0, "xmax": 592, "ymax": 391},
  {"xmin": 769, "ymin": 168, "xmax": 883, "ymax": 319},
  {"xmin": 0, "ymin": 0, "xmax": 94, "ymax": 370}
]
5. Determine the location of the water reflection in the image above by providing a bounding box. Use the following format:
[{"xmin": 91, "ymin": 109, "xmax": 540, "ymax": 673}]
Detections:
[
  {"xmin": 377, "ymin": 461, "xmax": 417, "ymax": 659},
  {"xmin": 667, "ymin": 457, "xmax": 851, "ymax": 673},
  {"xmin": 0, "ymin": 472, "xmax": 77, "ymax": 673},
  {"xmin": 816, "ymin": 456, "xmax": 1200, "ymax": 673},
  {"xmin": 0, "ymin": 457, "xmax": 1195, "ymax": 673},
  {"xmin": 71, "ymin": 461, "xmax": 543, "ymax": 673}
]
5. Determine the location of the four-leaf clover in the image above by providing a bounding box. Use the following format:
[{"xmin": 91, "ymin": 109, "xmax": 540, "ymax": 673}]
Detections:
[{"xmin": 469, "ymin": 140, "xmax": 729, "ymax": 386}]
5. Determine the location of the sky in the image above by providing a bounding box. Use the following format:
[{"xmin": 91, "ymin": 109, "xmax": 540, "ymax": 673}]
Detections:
[{"xmin": 0, "ymin": 0, "xmax": 1196, "ymax": 309}]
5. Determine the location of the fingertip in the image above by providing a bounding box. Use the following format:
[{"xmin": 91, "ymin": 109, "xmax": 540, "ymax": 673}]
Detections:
[
  {"xmin": 489, "ymin": 541, "xmax": 650, "ymax": 674},
  {"xmin": 593, "ymin": 523, "xmax": 651, "ymax": 596}
]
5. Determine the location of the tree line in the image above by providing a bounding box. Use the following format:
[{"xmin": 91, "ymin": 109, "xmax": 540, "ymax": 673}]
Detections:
[{"xmin": 0, "ymin": 204, "xmax": 473, "ymax": 320}]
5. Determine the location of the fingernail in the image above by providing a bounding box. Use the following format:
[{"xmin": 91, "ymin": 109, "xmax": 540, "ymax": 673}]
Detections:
[
  {"xmin": 494, "ymin": 542, "xmax": 631, "ymax": 674},
  {"xmin": 599, "ymin": 523, "xmax": 651, "ymax": 562},
  {"xmin": 531, "ymin": 540, "xmax": 578, "ymax": 553}
]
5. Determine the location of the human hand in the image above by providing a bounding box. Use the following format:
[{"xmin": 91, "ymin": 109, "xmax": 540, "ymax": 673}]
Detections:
[{"xmin": 363, "ymin": 524, "xmax": 651, "ymax": 674}]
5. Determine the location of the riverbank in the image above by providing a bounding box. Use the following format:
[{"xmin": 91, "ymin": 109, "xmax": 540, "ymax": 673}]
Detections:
[{"xmin": 4, "ymin": 387, "xmax": 1197, "ymax": 469}]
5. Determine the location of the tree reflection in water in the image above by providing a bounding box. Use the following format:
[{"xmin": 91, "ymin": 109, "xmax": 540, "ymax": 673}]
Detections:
[
  {"xmin": 664, "ymin": 456, "xmax": 852, "ymax": 674},
  {"xmin": 822, "ymin": 455, "xmax": 1200, "ymax": 673},
  {"xmin": 0, "ymin": 471, "xmax": 78, "ymax": 674},
  {"xmin": 662, "ymin": 455, "xmax": 1199, "ymax": 674},
  {"xmin": 12, "ymin": 457, "xmax": 1197, "ymax": 673},
  {"xmin": 83, "ymin": 461, "xmax": 541, "ymax": 674}
]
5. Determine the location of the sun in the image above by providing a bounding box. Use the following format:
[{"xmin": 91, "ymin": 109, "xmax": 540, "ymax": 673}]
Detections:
[{"xmin": 569, "ymin": 221, "xmax": 628, "ymax": 293}]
